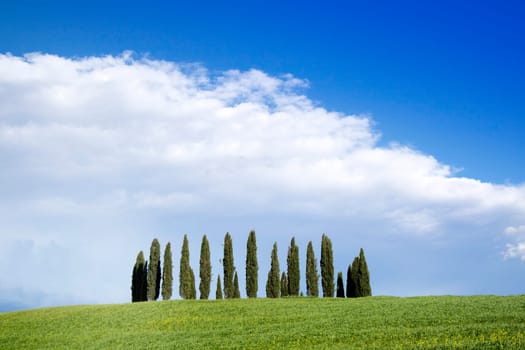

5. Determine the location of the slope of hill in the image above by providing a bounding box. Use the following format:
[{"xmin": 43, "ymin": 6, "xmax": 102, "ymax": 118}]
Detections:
[{"xmin": 1, "ymin": 295, "xmax": 524, "ymax": 349}]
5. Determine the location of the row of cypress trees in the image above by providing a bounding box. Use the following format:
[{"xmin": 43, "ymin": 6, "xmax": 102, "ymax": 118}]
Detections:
[{"xmin": 131, "ymin": 231, "xmax": 371, "ymax": 302}]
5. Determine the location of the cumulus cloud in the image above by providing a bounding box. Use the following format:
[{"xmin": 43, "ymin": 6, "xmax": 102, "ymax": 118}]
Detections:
[
  {"xmin": 504, "ymin": 225, "xmax": 525, "ymax": 260},
  {"xmin": 1, "ymin": 52, "xmax": 525, "ymax": 307},
  {"xmin": 2, "ymin": 52, "xmax": 523, "ymax": 226}
]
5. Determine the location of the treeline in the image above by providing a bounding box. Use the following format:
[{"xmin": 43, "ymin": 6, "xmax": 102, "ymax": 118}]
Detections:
[{"xmin": 131, "ymin": 231, "xmax": 371, "ymax": 302}]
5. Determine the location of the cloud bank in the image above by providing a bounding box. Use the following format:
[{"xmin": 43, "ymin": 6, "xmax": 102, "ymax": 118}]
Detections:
[{"xmin": 1, "ymin": 52, "xmax": 524, "ymax": 308}]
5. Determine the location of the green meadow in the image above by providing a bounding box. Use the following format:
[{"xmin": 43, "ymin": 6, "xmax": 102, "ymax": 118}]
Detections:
[{"xmin": 1, "ymin": 295, "xmax": 524, "ymax": 349}]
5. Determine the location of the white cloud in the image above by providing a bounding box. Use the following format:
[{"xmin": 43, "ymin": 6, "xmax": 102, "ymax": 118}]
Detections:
[
  {"xmin": 1, "ymin": 51, "xmax": 524, "ymax": 231},
  {"xmin": 1, "ymin": 52, "xmax": 525, "ymax": 307},
  {"xmin": 504, "ymin": 225, "xmax": 525, "ymax": 260},
  {"xmin": 505, "ymin": 225, "xmax": 525, "ymax": 235}
]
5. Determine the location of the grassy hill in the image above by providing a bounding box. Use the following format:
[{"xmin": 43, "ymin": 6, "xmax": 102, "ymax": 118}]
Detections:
[{"xmin": 1, "ymin": 295, "xmax": 525, "ymax": 349}]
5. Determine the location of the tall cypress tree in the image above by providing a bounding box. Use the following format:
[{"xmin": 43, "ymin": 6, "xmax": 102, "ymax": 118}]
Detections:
[
  {"xmin": 336, "ymin": 272, "xmax": 345, "ymax": 298},
  {"xmin": 233, "ymin": 271, "xmax": 241, "ymax": 298},
  {"xmin": 357, "ymin": 248, "xmax": 372, "ymax": 297},
  {"xmin": 179, "ymin": 234, "xmax": 196, "ymax": 299},
  {"xmin": 161, "ymin": 242, "xmax": 173, "ymax": 300},
  {"xmin": 223, "ymin": 233, "xmax": 235, "ymax": 299},
  {"xmin": 147, "ymin": 238, "xmax": 161, "ymax": 301},
  {"xmin": 265, "ymin": 242, "xmax": 280, "ymax": 298},
  {"xmin": 199, "ymin": 235, "xmax": 211, "ymax": 300},
  {"xmin": 346, "ymin": 260, "xmax": 358, "ymax": 298},
  {"xmin": 245, "ymin": 230, "xmax": 258, "ymax": 298},
  {"xmin": 131, "ymin": 251, "xmax": 146, "ymax": 302},
  {"xmin": 216, "ymin": 274, "xmax": 223, "ymax": 300},
  {"xmin": 280, "ymin": 272, "xmax": 288, "ymax": 297},
  {"xmin": 320, "ymin": 234, "xmax": 334, "ymax": 297},
  {"xmin": 287, "ymin": 237, "xmax": 300, "ymax": 296},
  {"xmin": 306, "ymin": 241, "xmax": 319, "ymax": 297}
]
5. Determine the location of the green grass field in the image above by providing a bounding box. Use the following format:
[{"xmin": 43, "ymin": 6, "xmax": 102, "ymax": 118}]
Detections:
[{"xmin": 1, "ymin": 295, "xmax": 524, "ymax": 349}]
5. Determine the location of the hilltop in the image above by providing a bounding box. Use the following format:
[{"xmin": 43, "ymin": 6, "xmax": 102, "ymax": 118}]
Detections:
[{"xmin": 1, "ymin": 295, "xmax": 525, "ymax": 349}]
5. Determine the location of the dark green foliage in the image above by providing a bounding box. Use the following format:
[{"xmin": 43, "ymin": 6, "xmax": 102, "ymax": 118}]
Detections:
[
  {"xmin": 306, "ymin": 241, "xmax": 319, "ymax": 297},
  {"xmin": 155, "ymin": 262, "xmax": 161, "ymax": 300},
  {"xmin": 223, "ymin": 233, "xmax": 235, "ymax": 299},
  {"xmin": 346, "ymin": 260, "xmax": 358, "ymax": 298},
  {"xmin": 346, "ymin": 248, "xmax": 372, "ymax": 297},
  {"xmin": 357, "ymin": 248, "xmax": 372, "ymax": 297},
  {"xmin": 142, "ymin": 261, "xmax": 148, "ymax": 300},
  {"xmin": 280, "ymin": 272, "xmax": 288, "ymax": 297},
  {"xmin": 265, "ymin": 242, "xmax": 280, "ymax": 298},
  {"xmin": 336, "ymin": 272, "xmax": 345, "ymax": 298},
  {"xmin": 320, "ymin": 234, "xmax": 334, "ymax": 297},
  {"xmin": 189, "ymin": 268, "xmax": 197, "ymax": 299},
  {"xmin": 161, "ymin": 243, "xmax": 173, "ymax": 300},
  {"xmin": 179, "ymin": 235, "xmax": 196, "ymax": 299},
  {"xmin": 233, "ymin": 271, "xmax": 241, "ymax": 298},
  {"xmin": 245, "ymin": 230, "xmax": 258, "ymax": 298},
  {"xmin": 199, "ymin": 235, "xmax": 211, "ymax": 300},
  {"xmin": 216, "ymin": 275, "xmax": 223, "ymax": 300},
  {"xmin": 131, "ymin": 251, "xmax": 147, "ymax": 302},
  {"xmin": 286, "ymin": 237, "xmax": 300, "ymax": 296},
  {"xmin": 147, "ymin": 238, "xmax": 161, "ymax": 301}
]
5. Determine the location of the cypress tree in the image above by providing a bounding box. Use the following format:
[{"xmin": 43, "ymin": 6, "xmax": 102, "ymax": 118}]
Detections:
[
  {"xmin": 199, "ymin": 235, "xmax": 211, "ymax": 300},
  {"xmin": 223, "ymin": 233, "xmax": 235, "ymax": 299},
  {"xmin": 306, "ymin": 241, "xmax": 319, "ymax": 297},
  {"xmin": 287, "ymin": 237, "xmax": 300, "ymax": 296},
  {"xmin": 131, "ymin": 251, "xmax": 146, "ymax": 302},
  {"xmin": 141, "ymin": 261, "xmax": 148, "ymax": 301},
  {"xmin": 280, "ymin": 272, "xmax": 288, "ymax": 297},
  {"xmin": 161, "ymin": 242, "xmax": 173, "ymax": 300},
  {"xmin": 233, "ymin": 271, "xmax": 241, "ymax": 298},
  {"xmin": 147, "ymin": 238, "xmax": 161, "ymax": 301},
  {"xmin": 179, "ymin": 234, "xmax": 196, "ymax": 299},
  {"xmin": 357, "ymin": 248, "xmax": 372, "ymax": 297},
  {"xmin": 320, "ymin": 234, "xmax": 334, "ymax": 297},
  {"xmin": 346, "ymin": 260, "xmax": 358, "ymax": 298},
  {"xmin": 216, "ymin": 275, "xmax": 223, "ymax": 300},
  {"xmin": 245, "ymin": 230, "xmax": 258, "ymax": 298},
  {"xmin": 265, "ymin": 242, "xmax": 280, "ymax": 298},
  {"xmin": 156, "ymin": 259, "xmax": 161, "ymax": 300},
  {"xmin": 336, "ymin": 272, "xmax": 345, "ymax": 298}
]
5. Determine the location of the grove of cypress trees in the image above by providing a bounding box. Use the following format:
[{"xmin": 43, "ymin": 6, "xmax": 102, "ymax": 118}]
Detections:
[
  {"xmin": 161, "ymin": 242, "xmax": 173, "ymax": 300},
  {"xmin": 320, "ymin": 234, "xmax": 334, "ymax": 297},
  {"xmin": 223, "ymin": 233, "xmax": 235, "ymax": 299},
  {"xmin": 336, "ymin": 272, "xmax": 345, "ymax": 298},
  {"xmin": 357, "ymin": 248, "xmax": 372, "ymax": 297},
  {"xmin": 265, "ymin": 242, "xmax": 280, "ymax": 298},
  {"xmin": 233, "ymin": 271, "xmax": 241, "ymax": 298},
  {"xmin": 245, "ymin": 230, "xmax": 258, "ymax": 298},
  {"xmin": 306, "ymin": 241, "xmax": 319, "ymax": 297},
  {"xmin": 216, "ymin": 275, "xmax": 223, "ymax": 300},
  {"xmin": 147, "ymin": 238, "xmax": 161, "ymax": 301},
  {"xmin": 287, "ymin": 237, "xmax": 300, "ymax": 296},
  {"xmin": 199, "ymin": 235, "xmax": 211, "ymax": 300},
  {"xmin": 131, "ymin": 251, "xmax": 147, "ymax": 302},
  {"xmin": 280, "ymin": 272, "xmax": 288, "ymax": 297},
  {"xmin": 179, "ymin": 234, "xmax": 196, "ymax": 299}
]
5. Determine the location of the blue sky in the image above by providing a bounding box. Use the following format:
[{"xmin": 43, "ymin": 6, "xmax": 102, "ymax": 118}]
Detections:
[
  {"xmin": 0, "ymin": 1, "xmax": 524, "ymax": 311},
  {"xmin": 3, "ymin": 0, "xmax": 524, "ymax": 183}
]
